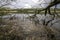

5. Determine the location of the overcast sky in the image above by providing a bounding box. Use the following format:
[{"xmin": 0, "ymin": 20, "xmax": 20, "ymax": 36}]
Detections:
[{"xmin": 3, "ymin": 0, "xmax": 60, "ymax": 9}]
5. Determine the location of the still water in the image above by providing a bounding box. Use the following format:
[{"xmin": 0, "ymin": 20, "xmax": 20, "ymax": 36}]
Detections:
[{"xmin": 1, "ymin": 13, "xmax": 60, "ymax": 32}]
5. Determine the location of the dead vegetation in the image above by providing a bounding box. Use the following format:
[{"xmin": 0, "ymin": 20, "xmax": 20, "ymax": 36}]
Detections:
[
  {"xmin": 0, "ymin": 14, "xmax": 60, "ymax": 40},
  {"xmin": 0, "ymin": 0, "xmax": 60, "ymax": 40}
]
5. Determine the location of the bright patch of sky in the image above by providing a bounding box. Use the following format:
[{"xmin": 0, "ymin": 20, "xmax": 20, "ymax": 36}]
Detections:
[{"xmin": 24, "ymin": 4, "xmax": 32, "ymax": 8}]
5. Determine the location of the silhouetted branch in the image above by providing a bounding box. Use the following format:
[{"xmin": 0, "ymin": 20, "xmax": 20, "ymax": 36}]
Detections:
[
  {"xmin": 51, "ymin": 20, "xmax": 60, "ymax": 26},
  {"xmin": 41, "ymin": 0, "xmax": 60, "ymax": 26}
]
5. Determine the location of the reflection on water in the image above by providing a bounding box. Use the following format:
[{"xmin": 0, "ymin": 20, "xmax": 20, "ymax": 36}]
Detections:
[{"xmin": 2, "ymin": 13, "xmax": 60, "ymax": 30}]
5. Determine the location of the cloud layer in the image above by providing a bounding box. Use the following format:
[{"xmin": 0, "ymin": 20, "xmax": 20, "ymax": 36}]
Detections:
[{"xmin": 4, "ymin": 0, "xmax": 60, "ymax": 9}]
